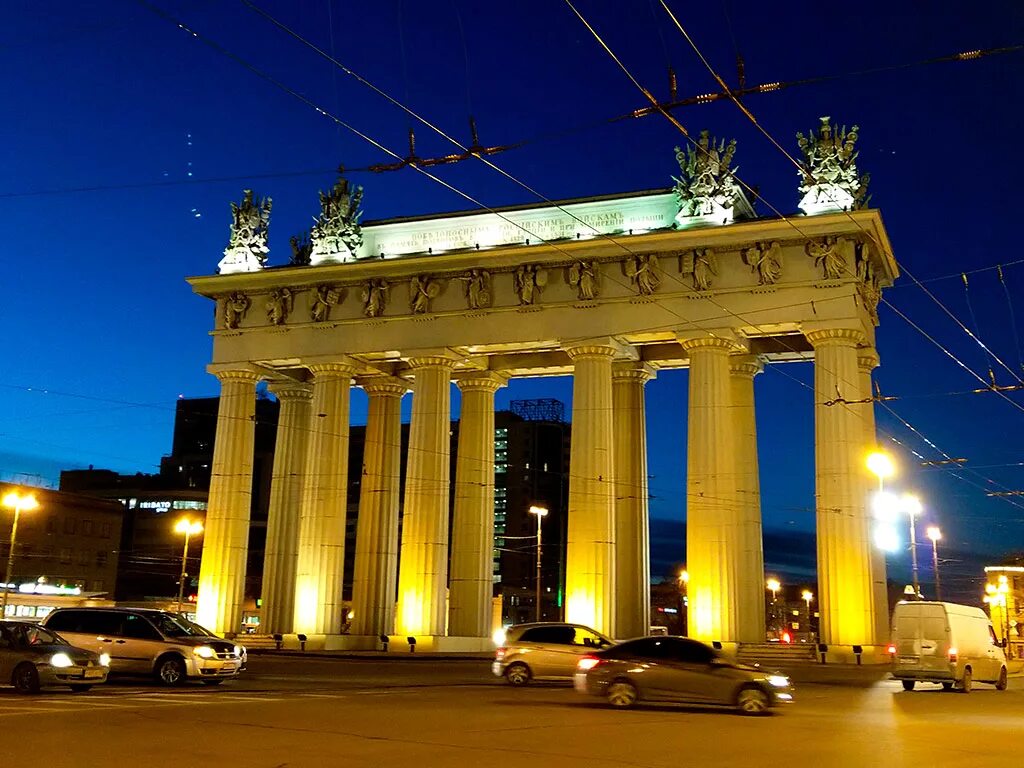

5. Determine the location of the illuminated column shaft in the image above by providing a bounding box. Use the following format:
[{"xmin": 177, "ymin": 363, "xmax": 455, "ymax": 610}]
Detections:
[
  {"xmin": 260, "ymin": 381, "xmax": 312, "ymax": 635},
  {"xmin": 293, "ymin": 361, "xmax": 356, "ymax": 635},
  {"xmin": 449, "ymin": 373, "xmax": 506, "ymax": 638},
  {"xmin": 808, "ymin": 328, "xmax": 874, "ymax": 646},
  {"xmin": 396, "ymin": 355, "xmax": 457, "ymax": 637},
  {"xmin": 680, "ymin": 334, "xmax": 744, "ymax": 643},
  {"xmin": 730, "ymin": 357, "xmax": 766, "ymax": 643},
  {"xmin": 351, "ymin": 378, "xmax": 406, "ymax": 638},
  {"xmin": 612, "ymin": 362, "xmax": 653, "ymax": 640},
  {"xmin": 859, "ymin": 348, "xmax": 887, "ymax": 645},
  {"xmin": 564, "ymin": 342, "xmax": 617, "ymax": 636},
  {"xmin": 196, "ymin": 368, "xmax": 259, "ymax": 636}
]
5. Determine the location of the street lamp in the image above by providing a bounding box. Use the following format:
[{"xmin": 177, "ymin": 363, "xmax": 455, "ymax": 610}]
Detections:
[
  {"xmin": 1, "ymin": 491, "xmax": 39, "ymax": 618},
  {"xmin": 926, "ymin": 526, "xmax": 942, "ymax": 600},
  {"xmin": 903, "ymin": 494, "xmax": 923, "ymax": 599},
  {"xmin": 528, "ymin": 506, "xmax": 548, "ymax": 622},
  {"xmin": 801, "ymin": 590, "xmax": 814, "ymax": 642},
  {"xmin": 174, "ymin": 518, "xmax": 203, "ymax": 616},
  {"xmin": 767, "ymin": 578, "xmax": 781, "ymax": 638},
  {"xmin": 866, "ymin": 451, "xmax": 896, "ymax": 491}
]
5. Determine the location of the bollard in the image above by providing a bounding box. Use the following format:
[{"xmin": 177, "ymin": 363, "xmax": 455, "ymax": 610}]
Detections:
[
  {"xmin": 407, "ymin": 636, "xmax": 417, "ymax": 653},
  {"xmin": 379, "ymin": 634, "xmax": 389, "ymax": 652},
  {"xmin": 818, "ymin": 642, "xmax": 828, "ymax": 664},
  {"xmin": 298, "ymin": 633, "xmax": 307, "ymax": 652},
  {"xmin": 853, "ymin": 644, "xmax": 863, "ymax": 666},
  {"xmin": 273, "ymin": 633, "xmax": 283, "ymax": 651},
  {"xmin": 711, "ymin": 641, "xmax": 722, "ymax": 651}
]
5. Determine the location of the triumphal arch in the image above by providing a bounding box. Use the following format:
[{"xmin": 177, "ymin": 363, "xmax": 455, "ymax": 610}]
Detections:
[{"xmin": 189, "ymin": 118, "xmax": 896, "ymax": 657}]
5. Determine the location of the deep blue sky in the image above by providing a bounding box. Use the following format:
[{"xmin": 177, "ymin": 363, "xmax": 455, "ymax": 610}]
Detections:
[{"xmin": 3, "ymin": 1, "xmax": 1022, "ymax": 596}]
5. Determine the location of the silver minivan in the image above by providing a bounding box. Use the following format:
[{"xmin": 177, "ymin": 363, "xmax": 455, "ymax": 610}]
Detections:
[
  {"xmin": 43, "ymin": 608, "xmax": 245, "ymax": 686},
  {"xmin": 493, "ymin": 622, "xmax": 614, "ymax": 685}
]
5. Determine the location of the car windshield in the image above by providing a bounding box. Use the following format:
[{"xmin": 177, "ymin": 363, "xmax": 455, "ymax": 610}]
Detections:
[
  {"xmin": 151, "ymin": 613, "xmax": 214, "ymax": 638},
  {"xmin": 1, "ymin": 622, "xmax": 66, "ymax": 648}
]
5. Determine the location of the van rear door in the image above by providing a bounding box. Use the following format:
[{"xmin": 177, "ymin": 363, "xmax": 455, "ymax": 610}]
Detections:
[
  {"xmin": 893, "ymin": 603, "xmax": 924, "ymax": 670},
  {"xmin": 915, "ymin": 604, "xmax": 950, "ymax": 675}
]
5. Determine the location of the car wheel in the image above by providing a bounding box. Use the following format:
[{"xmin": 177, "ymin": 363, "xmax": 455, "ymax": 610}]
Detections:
[
  {"xmin": 996, "ymin": 667, "xmax": 1008, "ymax": 691},
  {"xmin": 201, "ymin": 679, "xmax": 224, "ymax": 686},
  {"xmin": 941, "ymin": 682, "xmax": 954, "ymax": 691},
  {"xmin": 606, "ymin": 680, "xmax": 638, "ymax": 709},
  {"xmin": 901, "ymin": 680, "xmax": 915, "ymax": 691},
  {"xmin": 504, "ymin": 662, "xmax": 531, "ymax": 687},
  {"xmin": 959, "ymin": 667, "xmax": 972, "ymax": 694},
  {"xmin": 69, "ymin": 685, "xmax": 93, "ymax": 693},
  {"xmin": 155, "ymin": 656, "xmax": 187, "ymax": 687},
  {"xmin": 12, "ymin": 663, "xmax": 40, "ymax": 695},
  {"xmin": 737, "ymin": 686, "xmax": 771, "ymax": 716}
]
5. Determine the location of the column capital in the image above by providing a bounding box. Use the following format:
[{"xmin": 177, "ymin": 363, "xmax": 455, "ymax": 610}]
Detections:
[
  {"xmin": 857, "ymin": 347, "xmax": 880, "ymax": 371},
  {"xmin": 307, "ymin": 361, "xmax": 359, "ymax": 379},
  {"xmin": 455, "ymin": 371, "xmax": 509, "ymax": 393},
  {"xmin": 267, "ymin": 380, "xmax": 313, "ymax": 400},
  {"xmin": 358, "ymin": 376, "xmax": 409, "ymax": 397},
  {"xmin": 729, "ymin": 355, "xmax": 764, "ymax": 378},
  {"xmin": 677, "ymin": 329, "xmax": 747, "ymax": 354},
  {"xmin": 406, "ymin": 355, "xmax": 459, "ymax": 370},
  {"xmin": 207, "ymin": 363, "xmax": 262, "ymax": 384},
  {"xmin": 612, "ymin": 361, "xmax": 656, "ymax": 384},
  {"xmin": 804, "ymin": 326, "xmax": 866, "ymax": 348},
  {"xmin": 564, "ymin": 342, "xmax": 618, "ymax": 361}
]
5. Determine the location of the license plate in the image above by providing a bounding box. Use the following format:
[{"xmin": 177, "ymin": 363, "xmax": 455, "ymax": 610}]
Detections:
[
  {"xmin": 84, "ymin": 669, "xmax": 104, "ymax": 678},
  {"xmin": 899, "ymin": 657, "xmax": 917, "ymax": 665},
  {"xmin": 220, "ymin": 662, "xmax": 238, "ymax": 671}
]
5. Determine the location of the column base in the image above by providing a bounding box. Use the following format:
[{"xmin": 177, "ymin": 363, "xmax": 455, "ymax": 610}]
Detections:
[
  {"xmin": 815, "ymin": 644, "xmax": 891, "ymax": 665},
  {"xmin": 279, "ymin": 634, "xmax": 383, "ymax": 651},
  {"xmin": 387, "ymin": 635, "xmax": 494, "ymax": 653}
]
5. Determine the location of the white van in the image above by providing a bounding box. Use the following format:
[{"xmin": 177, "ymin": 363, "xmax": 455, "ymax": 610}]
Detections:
[{"xmin": 890, "ymin": 601, "xmax": 1007, "ymax": 692}]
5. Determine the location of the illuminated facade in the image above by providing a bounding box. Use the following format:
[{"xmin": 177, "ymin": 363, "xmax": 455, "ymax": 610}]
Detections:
[{"xmin": 189, "ymin": 139, "xmax": 897, "ymax": 655}]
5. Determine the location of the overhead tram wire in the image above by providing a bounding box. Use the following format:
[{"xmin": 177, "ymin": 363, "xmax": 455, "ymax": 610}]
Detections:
[
  {"xmin": 656, "ymin": 0, "xmax": 1024, "ymax": 394},
  {"xmin": 997, "ymin": 264, "xmax": 1024, "ymax": 374},
  {"xmin": 135, "ymin": 2, "xmax": 1022, "ymax": 511}
]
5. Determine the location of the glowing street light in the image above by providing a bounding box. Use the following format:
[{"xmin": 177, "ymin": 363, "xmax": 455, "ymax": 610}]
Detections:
[
  {"xmin": 866, "ymin": 451, "xmax": 896, "ymax": 490},
  {"xmin": 801, "ymin": 590, "xmax": 814, "ymax": 642},
  {"xmin": 926, "ymin": 526, "xmax": 942, "ymax": 600},
  {"xmin": 679, "ymin": 569, "xmax": 690, "ymax": 586},
  {"xmin": 174, "ymin": 518, "xmax": 203, "ymax": 615},
  {"xmin": 766, "ymin": 578, "xmax": 781, "ymax": 602},
  {"xmin": 1, "ymin": 490, "xmax": 39, "ymax": 618},
  {"xmin": 528, "ymin": 506, "xmax": 548, "ymax": 622}
]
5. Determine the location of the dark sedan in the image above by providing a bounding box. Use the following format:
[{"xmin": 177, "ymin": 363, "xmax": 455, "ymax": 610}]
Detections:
[
  {"xmin": 574, "ymin": 635, "xmax": 793, "ymax": 715},
  {"xmin": 0, "ymin": 621, "xmax": 110, "ymax": 693}
]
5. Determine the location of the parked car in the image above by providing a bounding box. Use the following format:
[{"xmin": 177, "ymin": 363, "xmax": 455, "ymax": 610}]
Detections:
[
  {"xmin": 889, "ymin": 600, "xmax": 1008, "ymax": 692},
  {"xmin": 574, "ymin": 635, "xmax": 793, "ymax": 715},
  {"xmin": 493, "ymin": 622, "xmax": 614, "ymax": 685},
  {"xmin": 42, "ymin": 608, "xmax": 245, "ymax": 686},
  {"xmin": 0, "ymin": 620, "xmax": 110, "ymax": 694}
]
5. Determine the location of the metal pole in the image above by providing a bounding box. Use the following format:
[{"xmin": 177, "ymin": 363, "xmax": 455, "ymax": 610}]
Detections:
[
  {"xmin": 931, "ymin": 538, "xmax": 941, "ymax": 601},
  {"xmin": 909, "ymin": 515, "xmax": 920, "ymax": 598},
  {"xmin": 0, "ymin": 503, "xmax": 22, "ymax": 619},
  {"xmin": 535, "ymin": 516, "xmax": 543, "ymax": 622},
  {"xmin": 176, "ymin": 531, "xmax": 190, "ymax": 615}
]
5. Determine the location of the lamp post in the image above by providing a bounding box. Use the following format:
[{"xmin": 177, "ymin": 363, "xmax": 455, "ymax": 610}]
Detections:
[
  {"xmin": 926, "ymin": 526, "xmax": 942, "ymax": 600},
  {"xmin": 866, "ymin": 451, "xmax": 895, "ymax": 493},
  {"xmin": 528, "ymin": 506, "xmax": 548, "ymax": 622},
  {"xmin": 802, "ymin": 590, "xmax": 814, "ymax": 642},
  {"xmin": 867, "ymin": 452, "xmax": 899, "ymax": 555},
  {"xmin": 766, "ymin": 578, "xmax": 781, "ymax": 637},
  {"xmin": 1, "ymin": 491, "xmax": 39, "ymax": 618},
  {"xmin": 174, "ymin": 518, "xmax": 203, "ymax": 616},
  {"xmin": 903, "ymin": 495, "xmax": 923, "ymax": 599}
]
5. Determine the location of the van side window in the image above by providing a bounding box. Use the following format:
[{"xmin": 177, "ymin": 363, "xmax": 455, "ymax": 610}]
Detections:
[
  {"xmin": 120, "ymin": 614, "xmax": 161, "ymax": 640},
  {"xmin": 44, "ymin": 610, "xmax": 83, "ymax": 633}
]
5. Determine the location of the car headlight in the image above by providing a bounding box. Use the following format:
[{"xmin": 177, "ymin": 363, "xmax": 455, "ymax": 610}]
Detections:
[
  {"xmin": 98, "ymin": 653, "xmax": 111, "ymax": 667},
  {"xmin": 233, "ymin": 645, "xmax": 243, "ymax": 658},
  {"xmin": 767, "ymin": 674, "xmax": 790, "ymax": 688},
  {"xmin": 50, "ymin": 652, "xmax": 74, "ymax": 668},
  {"xmin": 194, "ymin": 645, "xmax": 216, "ymax": 659}
]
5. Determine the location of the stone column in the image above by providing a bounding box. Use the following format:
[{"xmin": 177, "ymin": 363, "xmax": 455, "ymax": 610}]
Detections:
[
  {"xmin": 612, "ymin": 362, "xmax": 653, "ymax": 640},
  {"xmin": 196, "ymin": 367, "xmax": 260, "ymax": 636},
  {"xmin": 259, "ymin": 381, "xmax": 313, "ymax": 635},
  {"xmin": 350, "ymin": 378, "xmax": 406, "ymax": 638},
  {"xmin": 293, "ymin": 361, "xmax": 357, "ymax": 635},
  {"xmin": 449, "ymin": 372, "xmax": 507, "ymax": 638},
  {"xmin": 679, "ymin": 333, "xmax": 745, "ymax": 644},
  {"xmin": 730, "ymin": 356, "xmax": 766, "ymax": 643},
  {"xmin": 564, "ymin": 341, "xmax": 617, "ymax": 636},
  {"xmin": 859, "ymin": 348, "xmax": 888, "ymax": 645},
  {"xmin": 806, "ymin": 327, "xmax": 875, "ymax": 647},
  {"xmin": 396, "ymin": 354, "xmax": 458, "ymax": 637}
]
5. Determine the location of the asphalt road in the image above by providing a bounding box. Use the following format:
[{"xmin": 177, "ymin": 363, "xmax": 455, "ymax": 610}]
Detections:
[{"xmin": 2, "ymin": 655, "xmax": 1021, "ymax": 767}]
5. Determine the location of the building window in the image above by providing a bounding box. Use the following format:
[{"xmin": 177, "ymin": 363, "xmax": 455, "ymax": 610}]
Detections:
[
  {"xmin": 59, "ymin": 548, "xmax": 71, "ymax": 564},
  {"xmin": 100, "ymin": 522, "xmax": 112, "ymax": 539},
  {"xmin": 96, "ymin": 551, "xmax": 108, "ymax": 567},
  {"xmin": 92, "ymin": 580, "xmax": 104, "ymax": 592},
  {"xmin": 82, "ymin": 520, "xmax": 93, "ymax": 536},
  {"xmin": 63, "ymin": 518, "xmax": 77, "ymax": 535},
  {"xmin": 46, "ymin": 517, "xmax": 56, "ymax": 534},
  {"xmin": 77, "ymin": 550, "xmax": 89, "ymax": 566}
]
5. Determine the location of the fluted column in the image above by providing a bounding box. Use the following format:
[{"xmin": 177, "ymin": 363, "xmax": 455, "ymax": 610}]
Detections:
[
  {"xmin": 807, "ymin": 327, "xmax": 874, "ymax": 647},
  {"xmin": 196, "ymin": 367, "xmax": 260, "ymax": 636},
  {"xmin": 859, "ymin": 347, "xmax": 887, "ymax": 645},
  {"xmin": 293, "ymin": 360, "xmax": 357, "ymax": 635},
  {"xmin": 449, "ymin": 372, "xmax": 507, "ymax": 637},
  {"xmin": 730, "ymin": 356, "xmax": 766, "ymax": 643},
  {"xmin": 396, "ymin": 354, "xmax": 458, "ymax": 637},
  {"xmin": 260, "ymin": 381, "xmax": 313, "ymax": 635},
  {"xmin": 612, "ymin": 362, "xmax": 653, "ymax": 640},
  {"xmin": 679, "ymin": 332, "xmax": 745, "ymax": 643},
  {"xmin": 564, "ymin": 342, "xmax": 617, "ymax": 636},
  {"xmin": 351, "ymin": 377, "xmax": 407, "ymax": 638}
]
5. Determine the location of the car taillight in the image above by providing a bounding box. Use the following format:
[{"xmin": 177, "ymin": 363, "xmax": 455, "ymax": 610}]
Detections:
[
  {"xmin": 577, "ymin": 656, "xmax": 601, "ymax": 671},
  {"xmin": 887, "ymin": 644, "xmax": 896, "ymax": 655},
  {"xmin": 948, "ymin": 648, "xmax": 958, "ymax": 663},
  {"xmin": 495, "ymin": 647, "xmax": 506, "ymax": 661}
]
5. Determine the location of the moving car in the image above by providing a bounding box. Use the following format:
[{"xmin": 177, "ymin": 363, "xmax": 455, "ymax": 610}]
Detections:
[
  {"xmin": 574, "ymin": 635, "xmax": 793, "ymax": 715},
  {"xmin": 43, "ymin": 607, "xmax": 245, "ymax": 686},
  {"xmin": 0, "ymin": 620, "xmax": 110, "ymax": 694},
  {"xmin": 493, "ymin": 622, "xmax": 614, "ymax": 685},
  {"xmin": 890, "ymin": 600, "xmax": 1008, "ymax": 692}
]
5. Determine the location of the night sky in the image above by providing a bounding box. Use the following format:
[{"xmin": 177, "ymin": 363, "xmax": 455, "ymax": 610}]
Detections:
[{"xmin": 3, "ymin": 1, "xmax": 1022, "ymax": 598}]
